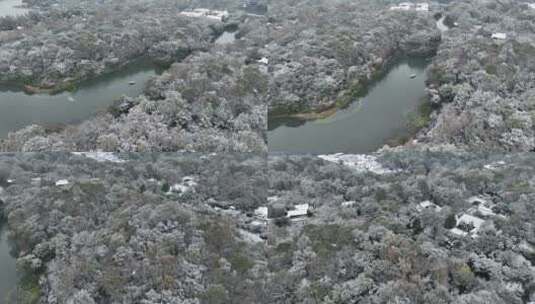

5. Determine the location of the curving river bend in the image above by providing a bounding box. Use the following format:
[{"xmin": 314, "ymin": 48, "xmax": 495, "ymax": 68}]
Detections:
[{"xmin": 268, "ymin": 58, "xmax": 430, "ymax": 154}]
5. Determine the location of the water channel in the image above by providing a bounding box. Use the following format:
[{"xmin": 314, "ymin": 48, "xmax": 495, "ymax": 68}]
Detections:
[
  {"xmin": 0, "ymin": 62, "xmax": 161, "ymax": 138},
  {"xmin": 268, "ymin": 58, "xmax": 430, "ymax": 154}
]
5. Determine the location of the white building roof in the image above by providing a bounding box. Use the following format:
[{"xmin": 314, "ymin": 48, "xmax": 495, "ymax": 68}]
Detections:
[
  {"xmin": 390, "ymin": 2, "xmax": 428, "ymax": 11},
  {"xmin": 492, "ymin": 33, "xmax": 507, "ymax": 40},
  {"xmin": 287, "ymin": 204, "xmax": 309, "ymax": 218},
  {"xmin": 254, "ymin": 206, "xmax": 269, "ymax": 219},
  {"xmin": 55, "ymin": 179, "xmax": 70, "ymax": 186}
]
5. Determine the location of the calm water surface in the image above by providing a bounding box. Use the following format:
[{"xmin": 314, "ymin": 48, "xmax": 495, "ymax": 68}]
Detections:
[
  {"xmin": 0, "ymin": 63, "xmax": 160, "ymax": 138},
  {"xmin": 268, "ymin": 58, "xmax": 429, "ymax": 153}
]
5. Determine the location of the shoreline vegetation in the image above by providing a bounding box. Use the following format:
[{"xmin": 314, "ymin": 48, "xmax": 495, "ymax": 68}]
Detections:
[{"xmin": 1, "ymin": 56, "xmax": 174, "ymax": 96}]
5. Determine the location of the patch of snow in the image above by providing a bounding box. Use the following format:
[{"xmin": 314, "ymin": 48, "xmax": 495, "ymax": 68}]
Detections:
[
  {"xmin": 179, "ymin": 8, "xmax": 228, "ymax": 21},
  {"xmin": 250, "ymin": 220, "xmax": 266, "ymax": 227},
  {"xmin": 239, "ymin": 229, "xmax": 264, "ymax": 243},
  {"xmin": 318, "ymin": 154, "xmax": 396, "ymax": 175},
  {"xmin": 72, "ymin": 152, "xmax": 125, "ymax": 163},
  {"xmin": 437, "ymin": 16, "xmax": 449, "ymax": 32},
  {"xmin": 484, "ymin": 161, "xmax": 506, "ymax": 170},
  {"xmin": 342, "ymin": 201, "xmax": 356, "ymax": 207}
]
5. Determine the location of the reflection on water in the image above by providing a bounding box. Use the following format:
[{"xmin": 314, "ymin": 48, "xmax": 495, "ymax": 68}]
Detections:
[{"xmin": 268, "ymin": 58, "xmax": 430, "ymax": 154}]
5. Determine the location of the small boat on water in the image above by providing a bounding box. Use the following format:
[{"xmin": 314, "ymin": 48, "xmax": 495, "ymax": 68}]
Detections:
[
  {"xmin": 128, "ymin": 81, "xmax": 136, "ymax": 85},
  {"xmin": 67, "ymin": 96, "xmax": 75, "ymax": 102},
  {"xmin": 410, "ymin": 74, "xmax": 417, "ymax": 79}
]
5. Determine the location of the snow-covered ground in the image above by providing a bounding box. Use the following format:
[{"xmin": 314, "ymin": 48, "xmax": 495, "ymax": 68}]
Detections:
[
  {"xmin": 318, "ymin": 154, "xmax": 396, "ymax": 174},
  {"xmin": 72, "ymin": 152, "xmax": 125, "ymax": 163},
  {"xmin": 437, "ymin": 16, "xmax": 449, "ymax": 32}
]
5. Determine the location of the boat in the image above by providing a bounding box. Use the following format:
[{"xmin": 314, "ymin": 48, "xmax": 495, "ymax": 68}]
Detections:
[
  {"xmin": 128, "ymin": 81, "xmax": 136, "ymax": 85},
  {"xmin": 67, "ymin": 96, "xmax": 75, "ymax": 102},
  {"xmin": 410, "ymin": 74, "xmax": 417, "ymax": 79}
]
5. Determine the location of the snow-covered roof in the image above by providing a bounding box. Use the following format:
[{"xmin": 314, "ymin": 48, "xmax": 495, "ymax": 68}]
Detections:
[
  {"xmin": 467, "ymin": 196, "xmax": 487, "ymax": 205},
  {"xmin": 415, "ymin": 3, "xmax": 429, "ymax": 11},
  {"xmin": 466, "ymin": 196, "xmax": 505, "ymax": 218},
  {"xmin": 254, "ymin": 206, "xmax": 269, "ymax": 219},
  {"xmin": 181, "ymin": 176, "xmax": 197, "ymax": 187},
  {"xmin": 55, "ymin": 179, "xmax": 70, "ymax": 186},
  {"xmin": 450, "ymin": 228, "xmax": 468, "ymax": 237},
  {"xmin": 457, "ymin": 214, "xmax": 485, "ymax": 231},
  {"xmin": 417, "ymin": 200, "xmax": 442, "ymax": 212},
  {"xmin": 170, "ymin": 183, "xmax": 190, "ymax": 194},
  {"xmin": 287, "ymin": 204, "xmax": 309, "ymax": 218},
  {"xmin": 267, "ymin": 196, "xmax": 279, "ymax": 202},
  {"xmin": 179, "ymin": 9, "xmax": 228, "ymax": 21},
  {"xmin": 258, "ymin": 57, "xmax": 269, "ymax": 65},
  {"xmin": 390, "ymin": 2, "xmax": 429, "ymax": 11},
  {"xmin": 492, "ymin": 33, "xmax": 507, "ymax": 40}
]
